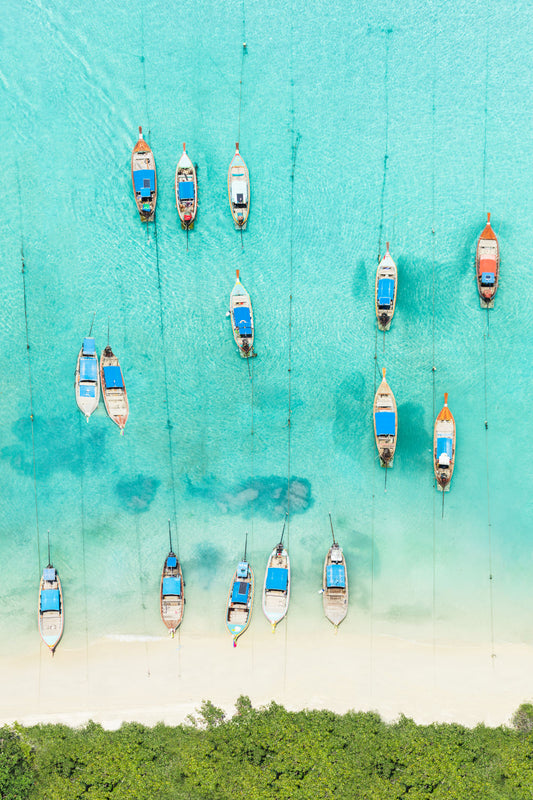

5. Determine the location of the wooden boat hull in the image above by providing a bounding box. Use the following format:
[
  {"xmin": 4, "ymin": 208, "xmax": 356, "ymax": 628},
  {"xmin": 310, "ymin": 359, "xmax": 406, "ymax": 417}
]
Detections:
[
  {"xmin": 373, "ymin": 368, "xmax": 397, "ymax": 468},
  {"xmin": 228, "ymin": 145, "xmax": 250, "ymax": 229},
  {"xmin": 38, "ymin": 569, "xmax": 64, "ymax": 653},
  {"xmin": 160, "ymin": 552, "xmax": 184, "ymax": 634},
  {"xmin": 476, "ymin": 213, "xmax": 499, "ymax": 308},
  {"xmin": 175, "ymin": 146, "xmax": 197, "ymax": 229},
  {"xmin": 75, "ymin": 341, "xmax": 100, "ymax": 421},
  {"xmin": 100, "ymin": 346, "xmax": 129, "ymax": 431},
  {"xmin": 323, "ymin": 544, "xmax": 348, "ymax": 628},
  {"xmin": 132, "ymin": 127, "xmax": 157, "ymax": 222},
  {"xmin": 229, "ymin": 272, "xmax": 255, "ymax": 357},
  {"xmin": 262, "ymin": 546, "xmax": 290, "ymax": 629},
  {"xmin": 375, "ymin": 244, "xmax": 397, "ymax": 330},
  {"xmin": 225, "ymin": 563, "xmax": 254, "ymax": 644},
  {"xmin": 433, "ymin": 394, "xmax": 456, "ymax": 492}
]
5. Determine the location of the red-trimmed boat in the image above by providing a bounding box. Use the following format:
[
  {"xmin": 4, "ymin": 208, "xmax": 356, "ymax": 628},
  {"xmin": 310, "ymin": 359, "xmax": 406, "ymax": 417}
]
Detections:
[
  {"xmin": 131, "ymin": 126, "xmax": 157, "ymax": 222},
  {"xmin": 476, "ymin": 212, "xmax": 499, "ymax": 307}
]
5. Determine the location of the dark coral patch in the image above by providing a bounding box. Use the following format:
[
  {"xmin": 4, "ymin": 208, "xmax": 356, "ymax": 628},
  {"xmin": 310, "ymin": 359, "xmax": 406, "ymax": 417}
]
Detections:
[{"xmin": 115, "ymin": 474, "xmax": 160, "ymax": 513}]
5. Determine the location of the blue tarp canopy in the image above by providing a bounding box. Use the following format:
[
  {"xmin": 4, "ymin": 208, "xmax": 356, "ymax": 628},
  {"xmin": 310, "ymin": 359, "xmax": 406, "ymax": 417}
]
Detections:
[
  {"xmin": 103, "ymin": 366, "xmax": 124, "ymax": 389},
  {"xmin": 232, "ymin": 581, "xmax": 250, "ymax": 604},
  {"xmin": 83, "ymin": 337, "xmax": 96, "ymax": 355},
  {"xmin": 377, "ymin": 278, "xmax": 395, "ymax": 306},
  {"xmin": 134, "ymin": 170, "xmax": 155, "ymax": 197},
  {"xmin": 167, "ymin": 556, "xmax": 177, "ymax": 568},
  {"xmin": 326, "ymin": 564, "xmax": 346, "ymax": 588},
  {"xmin": 375, "ymin": 411, "xmax": 396, "ymax": 436},
  {"xmin": 43, "ymin": 568, "xmax": 55, "ymax": 581},
  {"xmin": 266, "ymin": 567, "xmax": 288, "ymax": 592},
  {"xmin": 80, "ymin": 357, "xmax": 97, "ymax": 381},
  {"xmin": 79, "ymin": 384, "xmax": 96, "ymax": 398},
  {"xmin": 481, "ymin": 272, "xmax": 495, "ymax": 285},
  {"xmin": 437, "ymin": 437, "xmax": 453, "ymax": 458},
  {"xmin": 162, "ymin": 576, "xmax": 181, "ymax": 596},
  {"xmin": 178, "ymin": 181, "xmax": 195, "ymax": 200},
  {"xmin": 41, "ymin": 588, "xmax": 60, "ymax": 612},
  {"xmin": 233, "ymin": 307, "xmax": 252, "ymax": 335}
]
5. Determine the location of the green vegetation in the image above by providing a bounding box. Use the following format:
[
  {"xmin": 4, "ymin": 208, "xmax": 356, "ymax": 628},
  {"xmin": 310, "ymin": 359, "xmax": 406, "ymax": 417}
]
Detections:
[{"xmin": 2, "ymin": 701, "xmax": 533, "ymax": 799}]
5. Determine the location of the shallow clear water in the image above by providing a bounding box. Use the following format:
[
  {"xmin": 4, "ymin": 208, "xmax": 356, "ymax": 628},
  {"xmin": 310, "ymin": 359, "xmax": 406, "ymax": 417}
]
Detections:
[{"xmin": 1, "ymin": 0, "xmax": 532, "ymax": 668}]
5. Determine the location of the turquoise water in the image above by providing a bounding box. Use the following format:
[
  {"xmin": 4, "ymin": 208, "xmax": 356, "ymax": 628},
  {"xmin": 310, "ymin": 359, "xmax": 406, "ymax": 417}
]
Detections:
[{"xmin": 1, "ymin": 0, "xmax": 532, "ymax": 672}]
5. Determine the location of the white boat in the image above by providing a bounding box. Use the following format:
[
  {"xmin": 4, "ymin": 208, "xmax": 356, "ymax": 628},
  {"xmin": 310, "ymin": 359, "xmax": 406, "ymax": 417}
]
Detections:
[
  {"xmin": 38, "ymin": 535, "xmax": 63, "ymax": 655},
  {"xmin": 75, "ymin": 335, "xmax": 100, "ymax": 421},
  {"xmin": 160, "ymin": 523, "xmax": 184, "ymax": 636},
  {"xmin": 100, "ymin": 345, "xmax": 129, "ymax": 432},
  {"xmin": 434, "ymin": 393, "xmax": 456, "ymax": 492},
  {"xmin": 373, "ymin": 368, "xmax": 398, "ymax": 468},
  {"xmin": 131, "ymin": 126, "xmax": 157, "ymax": 222},
  {"xmin": 262, "ymin": 516, "xmax": 290, "ymax": 631},
  {"xmin": 375, "ymin": 243, "xmax": 397, "ymax": 330},
  {"xmin": 229, "ymin": 270, "xmax": 255, "ymax": 358},
  {"xmin": 175, "ymin": 143, "xmax": 197, "ymax": 231},
  {"xmin": 228, "ymin": 143, "xmax": 250, "ymax": 229},
  {"xmin": 323, "ymin": 515, "xmax": 348, "ymax": 629}
]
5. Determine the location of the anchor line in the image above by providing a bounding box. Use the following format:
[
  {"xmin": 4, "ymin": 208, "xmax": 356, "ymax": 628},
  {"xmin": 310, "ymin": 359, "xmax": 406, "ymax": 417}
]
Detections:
[
  {"xmin": 483, "ymin": 333, "xmax": 496, "ymax": 661},
  {"xmin": 430, "ymin": 28, "xmax": 437, "ymax": 672},
  {"xmin": 238, "ymin": 1, "xmax": 246, "ymax": 142},
  {"xmin": 77, "ymin": 414, "xmax": 90, "ymax": 689}
]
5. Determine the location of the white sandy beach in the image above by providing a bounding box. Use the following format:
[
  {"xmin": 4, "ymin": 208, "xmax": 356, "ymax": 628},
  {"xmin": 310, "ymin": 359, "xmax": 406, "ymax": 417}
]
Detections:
[{"xmin": 2, "ymin": 631, "xmax": 532, "ymax": 729}]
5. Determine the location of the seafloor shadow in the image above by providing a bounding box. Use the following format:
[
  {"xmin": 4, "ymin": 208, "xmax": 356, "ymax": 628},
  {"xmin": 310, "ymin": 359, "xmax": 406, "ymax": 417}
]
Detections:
[{"xmin": 185, "ymin": 474, "xmax": 313, "ymax": 520}]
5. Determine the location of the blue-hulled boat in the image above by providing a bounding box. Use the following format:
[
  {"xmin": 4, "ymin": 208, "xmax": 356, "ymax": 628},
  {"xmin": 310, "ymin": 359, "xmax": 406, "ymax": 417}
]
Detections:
[
  {"xmin": 75, "ymin": 335, "xmax": 100, "ymax": 421},
  {"xmin": 225, "ymin": 535, "xmax": 254, "ymax": 647},
  {"xmin": 262, "ymin": 515, "xmax": 290, "ymax": 631},
  {"xmin": 160, "ymin": 522, "xmax": 184, "ymax": 636},
  {"xmin": 38, "ymin": 535, "xmax": 64, "ymax": 655},
  {"xmin": 228, "ymin": 143, "xmax": 250, "ymax": 229},
  {"xmin": 229, "ymin": 270, "xmax": 255, "ymax": 358},
  {"xmin": 375, "ymin": 243, "xmax": 397, "ymax": 330},
  {"xmin": 322, "ymin": 515, "xmax": 348, "ymax": 629},
  {"xmin": 100, "ymin": 345, "xmax": 129, "ymax": 432},
  {"xmin": 373, "ymin": 368, "xmax": 397, "ymax": 468},
  {"xmin": 175, "ymin": 143, "xmax": 197, "ymax": 233},
  {"xmin": 434, "ymin": 393, "xmax": 456, "ymax": 492},
  {"xmin": 131, "ymin": 126, "xmax": 157, "ymax": 222}
]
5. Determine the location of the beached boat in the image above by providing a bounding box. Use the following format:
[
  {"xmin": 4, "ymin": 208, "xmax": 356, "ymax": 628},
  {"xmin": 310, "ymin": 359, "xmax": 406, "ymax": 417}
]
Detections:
[
  {"xmin": 476, "ymin": 212, "xmax": 500, "ymax": 307},
  {"xmin": 38, "ymin": 536, "xmax": 63, "ymax": 654},
  {"xmin": 175, "ymin": 143, "xmax": 197, "ymax": 232},
  {"xmin": 323, "ymin": 515, "xmax": 348, "ymax": 629},
  {"xmin": 229, "ymin": 270, "xmax": 255, "ymax": 358},
  {"xmin": 373, "ymin": 368, "xmax": 398, "ymax": 468},
  {"xmin": 434, "ymin": 393, "xmax": 456, "ymax": 492},
  {"xmin": 228, "ymin": 143, "xmax": 250, "ymax": 229},
  {"xmin": 225, "ymin": 535, "xmax": 254, "ymax": 647},
  {"xmin": 131, "ymin": 126, "xmax": 157, "ymax": 221},
  {"xmin": 100, "ymin": 345, "xmax": 128, "ymax": 432},
  {"xmin": 75, "ymin": 335, "xmax": 100, "ymax": 421},
  {"xmin": 375, "ymin": 243, "xmax": 397, "ymax": 330},
  {"xmin": 262, "ymin": 516, "xmax": 290, "ymax": 631},
  {"xmin": 160, "ymin": 522, "xmax": 184, "ymax": 636}
]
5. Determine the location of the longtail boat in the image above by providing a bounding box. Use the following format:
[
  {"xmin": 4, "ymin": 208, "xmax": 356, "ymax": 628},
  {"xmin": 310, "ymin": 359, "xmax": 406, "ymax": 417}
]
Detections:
[
  {"xmin": 228, "ymin": 143, "xmax": 250, "ymax": 229},
  {"xmin": 434, "ymin": 393, "xmax": 456, "ymax": 492},
  {"xmin": 131, "ymin": 126, "xmax": 157, "ymax": 221},
  {"xmin": 100, "ymin": 344, "xmax": 128, "ymax": 432},
  {"xmin": 38, "ymin": 533, "xmax": 64, "ymax": 655},
  {"xmin": 323, "ymin": 515, "xmax": 348, "ymax": 629},
  {"xmin": 175, "ymin": 143, "xmax": 197, "ymax": 234},
  {"xmin": 375, "ymin": 242, "xmax": 397, "ymax": 330},
  {"xmin": 75, "ymin": 333, "xmax": 100, "ymax": 422},
  {"xmin": 373, "ymin": 368, "xmax": 398, "ymax": 468},
  {"xmin": 160, "ymin": 522, "xmax": 184, "ymax": 636},
  {"xmin": 476, "ymin": 212, "xmax": 500, "ymax": 307},
  {"xmin": 229, "ymin": 270, "xmax": 255, "ymax": 358},
  {"xmin": 225, "ymin": 534, "xmax": 254, "ymax": 647},
  {"xmin": 262, "ymin": 515, "xmax": 290, "ymax": 631}
]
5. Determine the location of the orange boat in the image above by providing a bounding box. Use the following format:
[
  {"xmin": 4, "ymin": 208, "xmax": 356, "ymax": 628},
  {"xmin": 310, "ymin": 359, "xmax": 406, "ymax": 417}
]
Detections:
[
  {"xmin": 433, "ymin": 393, "xmax": 456, "ymax": 492},
  {"xmin": 131, "ymin": 126, "xmax": 157, "ymax": 221},
  {"xmin": 476, "ymin": 212, "xmax": 499, "ymax": 307}
]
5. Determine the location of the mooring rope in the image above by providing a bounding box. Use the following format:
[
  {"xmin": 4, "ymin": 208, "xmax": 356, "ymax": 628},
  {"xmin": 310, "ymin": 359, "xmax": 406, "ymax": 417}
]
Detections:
[
  {"xmin": 483, "ymin": 333, "xmax": 496, "ymax": 663},
  {"xmin": 238, "ymin": 1, "xmax": 246, "ymax": 142}
]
